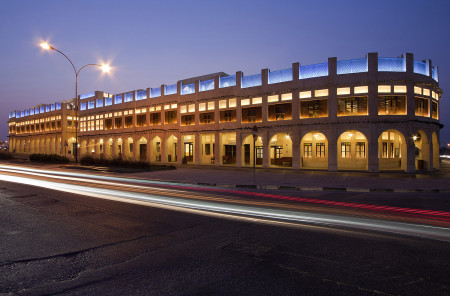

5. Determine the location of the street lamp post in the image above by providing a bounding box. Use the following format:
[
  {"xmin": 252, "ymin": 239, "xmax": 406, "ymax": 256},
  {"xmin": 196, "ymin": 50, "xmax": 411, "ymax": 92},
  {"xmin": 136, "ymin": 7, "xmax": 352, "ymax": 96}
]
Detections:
[
  {"xmin": 252, "ymin": 125, "xmax": 258, "ymax": 185},
  {"xmin": 40, "ymin": 42, "xmax": 110, "ymax": 164}
]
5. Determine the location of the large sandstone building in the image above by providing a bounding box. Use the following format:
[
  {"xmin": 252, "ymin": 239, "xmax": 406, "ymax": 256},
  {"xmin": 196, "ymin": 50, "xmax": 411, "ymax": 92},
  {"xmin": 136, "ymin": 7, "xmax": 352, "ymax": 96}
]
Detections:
[{"xmin": 8, "ymin": 52, "xmax": 441, "ymax": 173}]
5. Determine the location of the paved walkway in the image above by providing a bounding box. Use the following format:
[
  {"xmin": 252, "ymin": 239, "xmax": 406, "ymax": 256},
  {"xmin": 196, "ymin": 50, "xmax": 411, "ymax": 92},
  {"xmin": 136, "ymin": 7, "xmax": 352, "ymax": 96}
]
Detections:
[{"xmin": 127, "ymin": 159, "xmax": 450, "ymax": 192}]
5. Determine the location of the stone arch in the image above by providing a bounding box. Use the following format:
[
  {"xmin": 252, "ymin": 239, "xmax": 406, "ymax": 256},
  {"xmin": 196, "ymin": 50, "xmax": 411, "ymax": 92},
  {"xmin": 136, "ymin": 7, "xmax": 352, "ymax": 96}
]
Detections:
[
  {"xmin": 242, "ymin": 134, "xmax": 264, "ymax": 167},
  {"xmin": 300, "ymin": 131, "xmax": 328, "ymax": 169},
  {"xmin": 220, "ymin": 132, "xmax": 237, "ymax": 166},
  {"xmin": 199, "ymin": 134, "xmax": 215, "ymax": 165},
  {"xmin": 150, "ymin": 135, "xmax": 162, "ymax": 162},
  {"xmin": 337, "ymin": 130, "xmax": 368, "ymax": 170},
  {"xmin": 378, "ymin": 129, "xmax": 407, "ymax": 171},
  {"xmin": 138, "ymin": 136, "xmax": 148, "ymax": 161},
  {"xmin": 165, "ymin": 135, "xmax": 178, "ymax": 163},
  {"xmin": 414, "ymin": 130, "xmax": 429, "ymax": 171},
  {"xmin": 269, "ymin": 133, "xmax": 292, "ymax": 167}
]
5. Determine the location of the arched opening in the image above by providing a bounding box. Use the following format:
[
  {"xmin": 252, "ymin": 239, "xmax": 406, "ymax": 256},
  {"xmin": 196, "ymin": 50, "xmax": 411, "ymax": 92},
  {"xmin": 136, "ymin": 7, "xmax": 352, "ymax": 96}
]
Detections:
[
  {"xmin": 98, "ymin": 139, "xmax": 104, "ymax": 158},
  {"xmin": 182, "ymin": 135, "xmax": 195, "ymax": 164},
  {"xmin": 150, "ymin": 136, "xmax": 162, "ymax": 162},
  {"xmin": 300, "ymin": 132, "xmax": 328, "ymax": 169},
  {"xmin": 242, "ymin": 135, "xmax": 263, "ymax": 167},
  {"xmin": 414, "ymin": 130, "xmax": 429, "ymax": 171},
  {"xmin": 117, "ymin": 138, "xmax": 123, "ymax": 159},
  {"xmin": 220, "ymin": 133, "xmax": 237, "ymax": 165},
  {"xmin": 125, "ymin": 137, "xmax": 134, "ymax": 160},
  {"xmin": 89, "ymin": 139, "xmax": 96, "ymax": 156},
  {"xmin": 80, "ymin": 140, "xmax": 87, "ymax": 157},
  {"xmin": 165, "ymin": 135, "xmax": 178, "ymax": 163},
  {"xmin": 138, "ymin": 137, "xmax": 148, "ymax": 161},
  {"xmin": 200, "ymin": 134, "xmax": 215, "ymax": 165},
  {"xmin": 432, "ymin": 132, "xmax": 439, "ymax": 170},
  {"xmin": 30, "ymin": 139, "xmax": 36, "ymax": 153},
  {"xmin": 269, "ymin": 133, "xmax": 292, "ymax": 167},
  {"xmin": 378, "ymin": 130, "xmax": 406, "ymax": 171},
  {"xmin": 67, "ymin": 137, "xmax": 76, "ymax": 158},
  {"xmin": 337, "ymin": 130, "xmax": 368, "ymax": 170}
]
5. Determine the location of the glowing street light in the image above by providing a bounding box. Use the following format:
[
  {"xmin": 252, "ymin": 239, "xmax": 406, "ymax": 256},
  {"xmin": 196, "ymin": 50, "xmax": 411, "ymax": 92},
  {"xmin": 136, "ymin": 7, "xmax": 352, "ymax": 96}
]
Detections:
[{"xmin": 40, "ymin": 41, "xmax": 112, "ymax": 164}]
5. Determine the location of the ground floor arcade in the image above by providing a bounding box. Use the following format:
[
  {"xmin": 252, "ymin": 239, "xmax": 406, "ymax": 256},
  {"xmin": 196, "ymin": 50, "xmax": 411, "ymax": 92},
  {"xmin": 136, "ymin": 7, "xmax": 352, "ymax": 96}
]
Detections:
[{"xmin": 74, "ymin": 123, "xmax": 440, "ymax": 173}]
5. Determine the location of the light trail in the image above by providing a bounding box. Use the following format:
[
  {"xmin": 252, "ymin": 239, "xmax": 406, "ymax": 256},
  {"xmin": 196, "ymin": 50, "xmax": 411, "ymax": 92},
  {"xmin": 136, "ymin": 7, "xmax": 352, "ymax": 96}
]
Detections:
[
  {"xmin": 1, "ymin": 165, "xmax": 450, "ymax": 242},
  {"xmin": 1, "ymin": 164, "xmax": 450, "ymax": 220}
]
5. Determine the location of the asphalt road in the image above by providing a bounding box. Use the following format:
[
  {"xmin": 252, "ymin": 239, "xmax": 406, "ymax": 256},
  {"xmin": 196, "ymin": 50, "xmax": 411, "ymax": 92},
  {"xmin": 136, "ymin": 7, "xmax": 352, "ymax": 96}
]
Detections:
[{"xmin": 0, "ymin": 166, "xmax": 449, "ymax": 295}]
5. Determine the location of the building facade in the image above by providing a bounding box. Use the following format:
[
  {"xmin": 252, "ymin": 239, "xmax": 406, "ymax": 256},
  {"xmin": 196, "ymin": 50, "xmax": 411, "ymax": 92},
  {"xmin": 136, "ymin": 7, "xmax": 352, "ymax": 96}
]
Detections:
[{"xmin": 8, "ymin": 52, "xmax": 442, "ymax": 173}]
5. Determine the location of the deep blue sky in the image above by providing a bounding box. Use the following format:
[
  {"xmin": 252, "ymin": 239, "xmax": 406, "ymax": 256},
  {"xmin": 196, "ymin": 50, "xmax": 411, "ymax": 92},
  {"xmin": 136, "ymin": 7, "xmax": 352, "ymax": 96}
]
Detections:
[{"xmin": 1, "ymin": 0, "xmax": 449, "ymax": 144}]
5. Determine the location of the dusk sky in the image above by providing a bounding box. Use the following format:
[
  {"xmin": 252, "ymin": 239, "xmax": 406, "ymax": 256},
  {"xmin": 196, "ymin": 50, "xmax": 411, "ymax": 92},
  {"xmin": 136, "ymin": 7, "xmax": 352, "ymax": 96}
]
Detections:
[{"xmin": 1, "ymin": 0, "xmax": 449, "ymax": 144}]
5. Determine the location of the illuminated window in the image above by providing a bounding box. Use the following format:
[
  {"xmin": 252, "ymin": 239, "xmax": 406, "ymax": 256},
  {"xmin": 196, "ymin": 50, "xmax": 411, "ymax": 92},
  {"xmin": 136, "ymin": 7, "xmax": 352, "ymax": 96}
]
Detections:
[
  {"xmin": 414, "ymin": 86, "xmax": 422, "ymax": 95},
  {"xmin": 300, "ymin": 100, "xmax": 328, "ymax": 118},
  {"xmin": 337, "ymin": 97, "xmax": 367, "ymax": 116},
  {"xmin": 188, "ymin": 104, "xmax": 195, "ymax": 113},
  {"xmin": 423, "ymin": 89, "xmax": 430, "ymax": 96},
  {"xmin": 315, "ymin": 89, "xmax": 328, "ymax": 97},
  {"xmin": 415, "ymin": 97, "xmax": 429, "ymax": 116},
  {"xmin": 281, "ymin": 93, "xmax": 292, "ymax": 101},
  {"xmin": 136, "ymin": 114, "xmax": 146, "ymax": 126},
  {"xmin": 241, "ymin": 99, "xmax": 250, "ymax": 106},
  {"xmin": 275, "ymin": 104, "xmax": 285, "ymax": 120},
  {"xmin": 341, "ymin": 142, "xmax": 351, "ymax": 158},
  {"xmin": 316, "ymin": 143, "xmax": 326, "ymax": 158},
  {"xmin": 378, "ymin": 85, "xmax": 391, "ymax": 93},
  {"xmin": 394, "ymin": 85, "xmax": 407, "ymax": 93},
  {"xmin": 304, "ymin": 143, "xmax": 312, "ymax": 158},
  {"xmin": 252, "ymin": 97, "xmax": 262, "ymax": 104},
  {"xmin": 229, "ymin": 98, "xmax": 237, "ymax": 108},
  {"xmin": 337, "ymin": 87, "xmax": 350, "ymax": 95},
  {"xmin": 378, "ymin": 96, "xmax": 406, "ymax": 115},
  {"xmin": 166, "ymin": 111, "xmax": 176, "ymax": 124},
  {"xmin": 356, "ymin": 142, "xmax": 366, "ymax": 158},
  {"xmin": 180, "ymin": 105, "xmax": 187, "ymax": 113},
  {"xmin": 432, "ymin": 101, "xmax": 438, "ymax": 119},
  {"xmin": 268, "ymin": 95, "xmax": 278, "ymax": 103},
  {"xmin": 219, "ymin": 100, "xmax": 227, "ymax": 109},
  {"xmin": 354, "ymin": 86, "xmax": 368, "ymax": 94},
  {"xmin": 300, "ymin": 91, "xmax": 311, "ymax": 99},
  {"xmin": 199, "ymin": 103, "xmax": 206, "ymax": 111},
  {"xmin": 208, "ymin": 101, "xmax": 215, "ymax": 110}
]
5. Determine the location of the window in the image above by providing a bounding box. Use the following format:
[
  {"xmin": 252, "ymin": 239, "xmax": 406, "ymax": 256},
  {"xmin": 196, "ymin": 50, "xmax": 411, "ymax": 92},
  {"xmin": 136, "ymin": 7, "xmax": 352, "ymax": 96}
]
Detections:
[
  {"xmin": 275, "ymin": 104, "xmax": 285, "ymax": 120},
  {"xmin": 136, "ymin": 114, "xmax": 146, "ymax": 127},
  {"xmin": 125, "ymin": 116, "xmax": 133, "ymax": 128},
  {"xmin": 356, "ymin": 142, "xmax": 366, "ymax": 158},
  {"xmin": 224, "ymin": 110, "xmax": 232, "ymax": 122},
  {"xmin": 247, "ymin": 108, "xmax": 257, "ymax": 122},
  {"xmin": 105, "ymin": 119, "xmax": 112, "ymax": 130},
  {"xmin": 378, "ymin": 96, "xmax": 406, "ymax": 115},
  {"xmin": 114, "ymin": 118, "xmax": 122, "ymax": 129},
  {"xmin": 300, "ymin": 99, "xmax": 328, "ymax": 118},
  {"xmin": 182, "ymin": 115, "xmax": 193, "ymax": 126},
  {"xmin": 304, "ymin": 143, "xmax": 312, "ymax": 158},
  {"xmin": 202, "ymin": 113, "xmax": 211, "ymax": 124},
  {"xmin": 151, "ymin": 113, "xmax": 160, "ymax": 125},
  {"xmin": 205, "ymin": 143, "xmax": 211, "ymax": 155},
  {"xmin": 337, "ymin": 97, "xmax": 367, "ymax": 116},
  {"xmin": 415, "ymin": 97, "xmax": 429, "ymax": 116},
  {"xmin": 166, "ymin": 111, "xmax": 176, "ymax": 124},
  {"xmin": 432, "ymin": 101, "xmax": 438, "ymax": 119},
  {"xmin": 341, "ymin": 142, "xmax": 351, "ymax": 158},
  {"xmin": 316, "ymin": 143, "xmax": 325, "ymax": 157}
]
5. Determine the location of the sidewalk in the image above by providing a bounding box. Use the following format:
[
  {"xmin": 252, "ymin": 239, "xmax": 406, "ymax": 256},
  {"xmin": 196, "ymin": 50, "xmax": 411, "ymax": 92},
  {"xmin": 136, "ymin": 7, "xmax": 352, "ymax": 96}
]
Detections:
[{"xmin": 126, "ymin": 159, "xmax": 450, "ymax": 193}]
